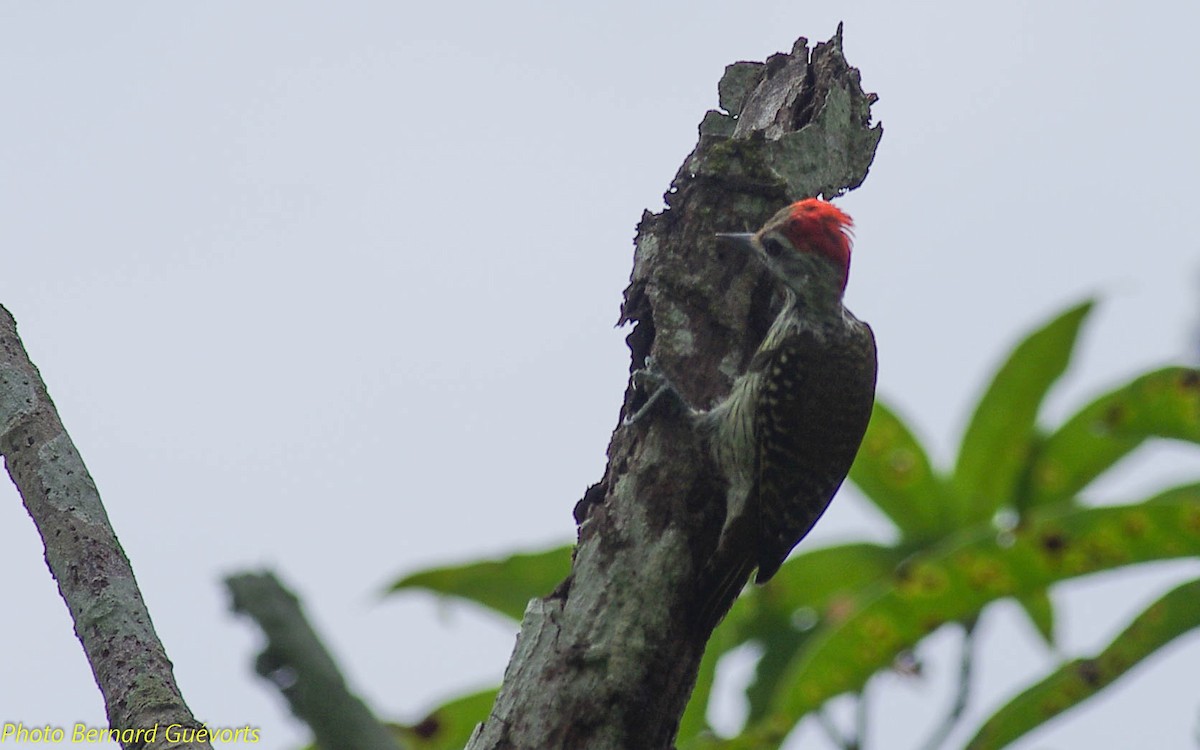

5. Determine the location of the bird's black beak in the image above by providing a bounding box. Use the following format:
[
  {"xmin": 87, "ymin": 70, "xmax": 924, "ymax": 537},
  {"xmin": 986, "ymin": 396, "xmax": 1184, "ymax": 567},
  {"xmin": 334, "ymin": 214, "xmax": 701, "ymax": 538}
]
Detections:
[{"xmin": 715, "ymin": 233, "xmax": 757, "ymax": 253}]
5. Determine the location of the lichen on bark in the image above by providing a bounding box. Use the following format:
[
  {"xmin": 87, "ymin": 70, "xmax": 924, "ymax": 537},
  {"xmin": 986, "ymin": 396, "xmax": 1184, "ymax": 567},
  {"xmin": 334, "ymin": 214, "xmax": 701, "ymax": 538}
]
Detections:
[
  {"xmin": 468, "ymin": 27, "xmax": 881, "ymax": 750},
  {"xmin": 0, "ymin": 305, "xmax": 212, "ymax": 750}
]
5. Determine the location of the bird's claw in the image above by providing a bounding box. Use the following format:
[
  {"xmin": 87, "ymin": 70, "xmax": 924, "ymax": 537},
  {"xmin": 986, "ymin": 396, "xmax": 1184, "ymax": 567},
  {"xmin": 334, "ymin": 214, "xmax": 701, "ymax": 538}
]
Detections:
[
  {"xmin": 624, "ymin": 356, "xmax": 687, "ymax": 426},
  {"xmin": 631, "ymin": 356, "xmax": 668, "ymax": 393}
]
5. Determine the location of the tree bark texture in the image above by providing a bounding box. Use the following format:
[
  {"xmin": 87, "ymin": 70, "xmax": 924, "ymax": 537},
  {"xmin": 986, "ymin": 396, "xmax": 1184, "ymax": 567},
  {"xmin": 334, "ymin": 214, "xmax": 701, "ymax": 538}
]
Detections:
[
  {"xmin": 0, "ymin": 306, "xmax": 212, "ymax": 750},
  {"xmin": 466, "ymin": 28, "xmax": 881, "ymax": 750}
]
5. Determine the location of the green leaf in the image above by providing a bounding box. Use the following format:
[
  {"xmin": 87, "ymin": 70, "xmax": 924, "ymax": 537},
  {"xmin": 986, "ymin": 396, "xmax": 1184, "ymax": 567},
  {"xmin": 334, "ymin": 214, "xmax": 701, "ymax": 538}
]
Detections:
[
  {"xmin": 393, "ymin": 687, "xmax": 498, "ymax": 750},
  {"xmin": 964, "ymin": 577, "xmax": 1200, "ymax": 750},
  {"xmin": 745, "ymin": 543, "xmax": 907, "ymax": 626},
  {"xmin": 749, "ymin": 495, "xmax": 1200, "ymax": 743},
  {"xmin": 677, "ymin": 544, "xmax": 903, "ymax": 740},
  {"xmin": 953, "ymin": 300, "xmax": 1094, "ymax": 522},
  {"xmin": 734, "ymin": 544, "xmax": 904, "ymax": 723},
  {"xmin": 386, "ymin": 545, "xmax": 573, "ymax": 621},
  {"xmin": 1146, "ymin": 482, "xmax": 1200, "ymax": 504},
  {"xmin": 1027, "ymin": 367, "xmax": 1200, "ymax": 508},
  {"xmin": 1015, "ymin": 588, "xmax": 1056, "ymax": 646},
  {"xmin": 849, "ymin": 400, "xmax": 951, "ymax": 541}
]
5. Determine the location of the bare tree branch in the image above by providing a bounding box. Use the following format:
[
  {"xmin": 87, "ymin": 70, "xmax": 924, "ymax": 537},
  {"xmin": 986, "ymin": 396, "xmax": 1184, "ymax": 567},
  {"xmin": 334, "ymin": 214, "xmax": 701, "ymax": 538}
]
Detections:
[
  {"xmin": 466, "ymin": 26, "xmax": 881, "ymax": 750},
  {"xmin": 225, "ymin": 571, "xmax": 402, "ymax": 750},
  {"xmin": 0, "ymin": 304, "xmax": 212, "ymax": 750}
]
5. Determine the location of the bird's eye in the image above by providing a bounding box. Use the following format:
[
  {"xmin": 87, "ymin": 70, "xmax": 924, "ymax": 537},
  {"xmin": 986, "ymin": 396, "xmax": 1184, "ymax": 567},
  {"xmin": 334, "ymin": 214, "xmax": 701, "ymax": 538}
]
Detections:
[{"xmin": 762, "ymin": 237, "xmax": 787, "ymax": 258}]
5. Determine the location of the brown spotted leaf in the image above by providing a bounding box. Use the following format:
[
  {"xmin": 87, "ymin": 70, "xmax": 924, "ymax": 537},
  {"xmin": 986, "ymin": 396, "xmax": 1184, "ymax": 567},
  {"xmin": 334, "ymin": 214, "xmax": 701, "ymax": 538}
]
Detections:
[
  {"xmin": 748, "ymin": 494, "xmax": 1200, "ymax": 742},
  {"xmin": 393, "ymin": 687, "xmax": 499, "ymax": 750},
  {"xmin": 953, "ymin": 300, "xmax": 1094, "ymax": 524},
  {"xmin": 849, "ymin": 400, "xmax": 951, "ymax": 541},
  {"xmin": 1026, "ymin": 367, "xmax": 1200, "ymax": 508},
  {"xmin": 1015, "ymin": 587, "xmax": 1056, "ymax": 646},
  {"xmin": 737, "ymin": 543, "xmax": 904, "ymax": 722},
  {"xmin": 964, "ymin": 577, "xmax": 1200, "ymax": 750}
]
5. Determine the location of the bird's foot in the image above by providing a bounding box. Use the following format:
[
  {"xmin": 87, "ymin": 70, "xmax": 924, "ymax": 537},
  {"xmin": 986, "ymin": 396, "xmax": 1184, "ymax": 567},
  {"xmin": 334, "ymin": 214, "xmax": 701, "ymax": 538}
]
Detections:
[{"xmin": 624, "ymin": 357, "xmax": 688, "ymax": 426}]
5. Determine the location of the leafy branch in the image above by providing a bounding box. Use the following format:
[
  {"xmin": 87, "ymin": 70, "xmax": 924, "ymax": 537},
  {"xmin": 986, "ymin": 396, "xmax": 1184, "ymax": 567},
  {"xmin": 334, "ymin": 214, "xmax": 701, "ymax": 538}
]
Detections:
[{"xmin": 389, "ymin": 300, "xmax": 1200, "ymax": 750}]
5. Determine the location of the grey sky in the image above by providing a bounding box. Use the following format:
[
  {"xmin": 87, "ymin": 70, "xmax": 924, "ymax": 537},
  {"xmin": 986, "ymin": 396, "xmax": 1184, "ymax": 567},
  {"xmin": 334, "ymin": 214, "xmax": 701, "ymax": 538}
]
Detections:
[{"xmin": 2, "ymin": 2, "xmax": 1199, "ymax": 748}]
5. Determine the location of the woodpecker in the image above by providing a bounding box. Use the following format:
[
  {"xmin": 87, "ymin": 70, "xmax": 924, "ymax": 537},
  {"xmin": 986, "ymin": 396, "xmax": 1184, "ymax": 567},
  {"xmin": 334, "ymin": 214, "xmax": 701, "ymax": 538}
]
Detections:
[{"xmin": 631, "ymin": 198, "xmax": 877, "ymax": 625}]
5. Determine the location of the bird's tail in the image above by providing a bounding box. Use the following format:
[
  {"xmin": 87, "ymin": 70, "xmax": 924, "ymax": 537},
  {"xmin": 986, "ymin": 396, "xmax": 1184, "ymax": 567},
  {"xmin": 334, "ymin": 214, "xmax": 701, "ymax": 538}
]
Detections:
[{"xmin": 694, "ymin": 554, "xmax": 756, "ymax": 634}]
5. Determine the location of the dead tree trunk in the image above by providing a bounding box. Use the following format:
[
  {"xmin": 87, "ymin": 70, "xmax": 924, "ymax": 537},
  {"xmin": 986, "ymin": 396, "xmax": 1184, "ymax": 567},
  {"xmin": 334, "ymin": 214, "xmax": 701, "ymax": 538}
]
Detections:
[{"xmin": 466, "ymin": 27, "xmax": 882, "ymax": 750}]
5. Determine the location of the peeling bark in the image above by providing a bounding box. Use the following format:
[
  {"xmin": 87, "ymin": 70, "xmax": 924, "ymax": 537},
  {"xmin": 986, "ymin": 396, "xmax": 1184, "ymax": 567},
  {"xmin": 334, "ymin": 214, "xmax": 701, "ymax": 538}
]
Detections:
[{"xmin": 467, "ymin": 27, "xmax": 881, "ymax": 750}]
